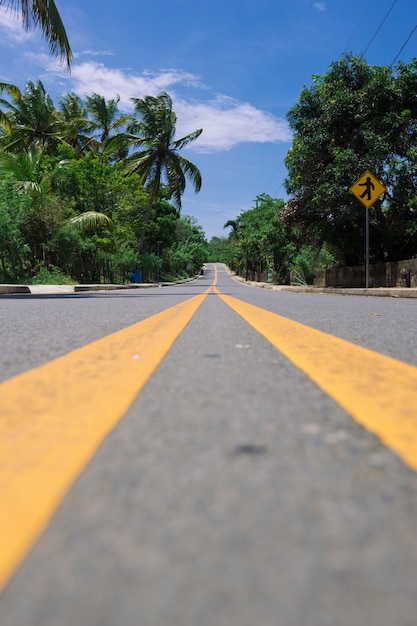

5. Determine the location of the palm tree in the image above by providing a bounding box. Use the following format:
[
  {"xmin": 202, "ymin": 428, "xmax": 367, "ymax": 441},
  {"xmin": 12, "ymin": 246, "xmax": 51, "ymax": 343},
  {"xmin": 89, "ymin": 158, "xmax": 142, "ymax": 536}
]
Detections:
[
  {"xmin": 0, "ymin": 143, "xmax": 56, "ymax": 267},
  {"xmin": 58, "ymin": 92, "xmax": 91, "ymax": 154},
  {"xmin": 0, "ymin": 143, "xmax": 113, "ymax": 224},
  {"xmin": 122, "ymin": 92, "xmax": 202, "ymax": 252},
  {"xmin": 0, "ymin": 79, "xmax": 63, "ymax": 154},
  {"xmin": 0, "ymin": 143, "xmax": 51, "ymax": 197},
  {"xmin": 85, "ymin": 93, "xmax": 131, "ymax": 155},
  {"xmin": 0, "ymin": 82, "xmax": 21, "ymax": 133},
  {"xmin": 0, "ymin": 0, "xmax": 72, "ymax": 66}
]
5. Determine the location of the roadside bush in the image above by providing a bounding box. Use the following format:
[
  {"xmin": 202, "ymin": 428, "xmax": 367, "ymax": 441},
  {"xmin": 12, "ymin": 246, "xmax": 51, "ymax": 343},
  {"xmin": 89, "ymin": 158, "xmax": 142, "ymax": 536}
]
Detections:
[{"xmin": 29, "ymin": 264, "xmax": 75, "ymax": 285}]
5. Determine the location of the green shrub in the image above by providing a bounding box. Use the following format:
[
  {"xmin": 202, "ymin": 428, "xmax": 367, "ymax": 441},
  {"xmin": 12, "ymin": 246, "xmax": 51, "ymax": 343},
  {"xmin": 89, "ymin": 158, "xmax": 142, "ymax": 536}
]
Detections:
[{"xmin": 30, "ymin": 265, "xmax": 76, "ymax": 285}]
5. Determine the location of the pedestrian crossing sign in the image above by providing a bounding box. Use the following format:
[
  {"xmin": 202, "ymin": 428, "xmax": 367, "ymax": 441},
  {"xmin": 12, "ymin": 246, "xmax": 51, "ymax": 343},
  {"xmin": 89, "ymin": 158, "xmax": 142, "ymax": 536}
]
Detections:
[{"xmin": 350, "ymin": 171, "xmax": 387, "ymax": 208}]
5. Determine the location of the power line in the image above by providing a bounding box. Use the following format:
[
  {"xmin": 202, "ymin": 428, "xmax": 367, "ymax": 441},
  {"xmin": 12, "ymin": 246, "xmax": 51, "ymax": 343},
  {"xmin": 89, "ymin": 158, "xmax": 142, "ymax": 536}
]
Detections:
[
  {"xmin": 343, "ymin": 0, "xmax": 374, "ymax": 52},
  {"xmin": 390, "ymin": 24, "xmax": 417, "ymax": 67},
  {"xmin": 360, "ymin": 0, "xmax": 398, "ymax": 59}
]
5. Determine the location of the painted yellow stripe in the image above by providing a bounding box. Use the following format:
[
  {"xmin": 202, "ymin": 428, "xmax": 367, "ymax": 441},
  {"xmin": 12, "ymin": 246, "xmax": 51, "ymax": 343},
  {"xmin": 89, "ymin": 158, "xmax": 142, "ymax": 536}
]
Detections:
[
  {"xmin": 213, "ymin": 263, "xmax": 218, "ymax": 286},
  {"xmin": 0, "ymin": 290, "xmax": 208, "ymax": 590},
  {"xmin": 216, "ymin": 289, "xmax": 417, "ymax": 472}
]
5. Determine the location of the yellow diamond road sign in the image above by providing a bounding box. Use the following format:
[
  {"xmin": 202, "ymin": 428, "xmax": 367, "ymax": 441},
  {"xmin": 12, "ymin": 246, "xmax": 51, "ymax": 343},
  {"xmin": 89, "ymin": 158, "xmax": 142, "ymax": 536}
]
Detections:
[{"xmin": 350, "ymin": 171, "xmax": 387, "ymax": 208}]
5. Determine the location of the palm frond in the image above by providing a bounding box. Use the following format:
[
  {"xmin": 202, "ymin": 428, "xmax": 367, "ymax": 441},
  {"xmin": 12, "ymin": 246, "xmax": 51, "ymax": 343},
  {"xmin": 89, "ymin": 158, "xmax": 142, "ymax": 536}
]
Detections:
[
  {"xmin": 18, "ymin": 179, "xmax": 42, "ymax": 194},
  {"xmin": 0, "ymin": 110, "xmax": 12, "ymax": 134},
  {"xmin": 69, "ymin": 211, "xmax": 115, "ymax": 233},
  {"xmin": 176, "ymin": 154, "xmax": 202, "ymax": 192},
  {"xmin": 0, "ymin": 0, "xmax": 73, "ymax": 67},
  {"xmin": 0, "ymin": 82, "xmax": 21, "ymax": 133},
  {"xmin": 173, "ymin": 128, "xmax": 203, "ymax": 151},
  {"xmin": 123, "ymin": 150, "xmax": 156, "ymax": 179},
  {"xmin": 0, "ymin": 150, "xmax": 25, "ymax": 178},
  {"xmin": 0, "ymin": 82, "xmax": 21, "ymax": 100}
]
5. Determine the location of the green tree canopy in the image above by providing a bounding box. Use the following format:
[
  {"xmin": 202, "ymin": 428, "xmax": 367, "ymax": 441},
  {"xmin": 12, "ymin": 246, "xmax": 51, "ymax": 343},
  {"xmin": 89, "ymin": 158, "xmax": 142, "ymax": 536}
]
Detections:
[
  {"xmin": 0, "ymin": 84, "xmax": 208, "ymax": 285},
  {"xmin": 0, "ymin": 79, "xmax": 63, "ymax": 154},
  {"xmin": 57, "ymin": 93, "xmax": 91, "ymax": 154},
  {"xmin": 85, "ymin": 93, "xmax": 131, "ymax": 156},
  {"xmin": 163, "ymin": 215, "xmax": 208, "ymax": 278},
  {"xmin": 223, "ymin": 195, "xmax": 291, "ymax": 279},
  {"xmin": 284, "ymin": 54, "xmax": 417, "ymax": 265}
]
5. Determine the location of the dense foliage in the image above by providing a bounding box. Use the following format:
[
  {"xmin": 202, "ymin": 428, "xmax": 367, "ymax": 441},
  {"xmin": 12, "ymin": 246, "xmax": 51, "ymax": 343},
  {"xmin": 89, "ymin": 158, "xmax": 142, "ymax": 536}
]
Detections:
[
  {"xmin": 284, "ymin": 54, "xmax": 417, "ymax": 266},
  {"xmin": 3, "ymin": 54, "xmax": 417, "ymax": 286},
  {"xmin": 210, "ymin": 56, "xmax": 417, "ymax": 283},
  {"xmin": 208, "ymin": 194, "xmax": 334, "ymax": 285},
  {"xmin": 0, "ymin": 81, "xmax": 206, "ymax": 283}
]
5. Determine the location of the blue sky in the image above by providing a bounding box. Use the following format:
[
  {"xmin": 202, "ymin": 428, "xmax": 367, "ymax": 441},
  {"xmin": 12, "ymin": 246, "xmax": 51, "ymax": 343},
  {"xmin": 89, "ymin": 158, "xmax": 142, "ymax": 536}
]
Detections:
[{"xmin": 0, "ymin": 0, "xmax": 416, "ymax": 240}]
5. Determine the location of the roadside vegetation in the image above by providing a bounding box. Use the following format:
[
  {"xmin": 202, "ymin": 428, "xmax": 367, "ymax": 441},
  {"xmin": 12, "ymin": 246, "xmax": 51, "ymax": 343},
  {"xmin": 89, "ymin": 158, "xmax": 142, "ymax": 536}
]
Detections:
[
  {"xmin": 209, "ymin": 54, "xmax": 417, "ymax": 283},
  {"xmin": 2, "ymin": 48, "xmax": 417, "ymax": 285},
  {"xmin": 0, "ymin": 83, "xmax": 206, "ymax": 283}
]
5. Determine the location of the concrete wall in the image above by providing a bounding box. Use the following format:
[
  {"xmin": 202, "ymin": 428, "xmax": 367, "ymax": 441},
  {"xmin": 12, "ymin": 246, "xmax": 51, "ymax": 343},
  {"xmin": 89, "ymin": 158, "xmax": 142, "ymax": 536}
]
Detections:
[{"xmin": 314, "ymin": 258, "xmax": 417, "ymax": 288}]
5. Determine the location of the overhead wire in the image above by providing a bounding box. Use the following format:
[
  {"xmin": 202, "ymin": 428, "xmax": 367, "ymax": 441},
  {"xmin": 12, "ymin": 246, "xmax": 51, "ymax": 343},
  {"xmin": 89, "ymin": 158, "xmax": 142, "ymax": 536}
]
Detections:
[
  {"xmin": 343, "ymin": 0, "xmax": 415, "ymax": 69},
  {"xmin": 268, "ymin": 1, "xmax": 413, "ymax": 201},
  {"xmin": 343, "ymin": 0, "xmax": 374, "ymax": 52},
  {"xmin": 360, "ymin": 0, "xmax": 398, "ymax": 59},
  {"xmin": 390, "ymin": 24, "xmax": 417, "ymax": 67}
]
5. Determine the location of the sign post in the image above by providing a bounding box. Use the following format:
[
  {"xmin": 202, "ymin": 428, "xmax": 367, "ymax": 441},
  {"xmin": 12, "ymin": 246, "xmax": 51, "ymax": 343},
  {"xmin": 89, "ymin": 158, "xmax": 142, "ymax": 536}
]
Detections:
[{"xmin": 349, "ymin": 171, "xmax": 387, "ymax": 288}]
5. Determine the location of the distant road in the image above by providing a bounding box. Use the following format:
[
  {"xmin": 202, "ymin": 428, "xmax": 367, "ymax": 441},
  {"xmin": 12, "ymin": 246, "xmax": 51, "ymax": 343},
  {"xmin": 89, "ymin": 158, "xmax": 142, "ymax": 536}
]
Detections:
[{"xmin": 1, "ymin": 263, "xmax": 417, "ymax": 626}]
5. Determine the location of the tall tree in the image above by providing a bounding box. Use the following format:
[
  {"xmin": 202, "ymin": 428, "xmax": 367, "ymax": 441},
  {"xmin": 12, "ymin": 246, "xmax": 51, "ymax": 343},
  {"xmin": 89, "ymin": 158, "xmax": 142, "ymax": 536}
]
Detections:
[
  {"xmin": 0, "ymin": 143, "xmax": 69, "ymax": 270},
  {"xmin": 121, "ymin": 92, "xmax": 202, "ymax": 252},
  {"xmin": 224, "ymin": 195, "xmax": 290, "ymax": 280},
  {"xmin": 58, "ymin": 93, "xmax": 90, "ymax": 154},
  {"xmin": 0, "ymin": 0, "xmax": 72, "ymax": 66},
  {"xmin": 284, "ymin": 54, "xmax": 417, "ymax": 265},
  {"xmin": 0, "ymin": 175, "xmax": 31, "ymax": 280},
  {"xmin": 0, "ymin": 79, "xmax": 63, "ymax": 154},
  {"xmin": 85, "ymin": 93, "xmax": 130, "ymax": 155}
]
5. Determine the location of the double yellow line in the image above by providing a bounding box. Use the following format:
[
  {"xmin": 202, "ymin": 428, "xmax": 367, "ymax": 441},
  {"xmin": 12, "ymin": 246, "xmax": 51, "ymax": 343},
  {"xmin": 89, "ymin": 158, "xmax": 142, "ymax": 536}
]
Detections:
[
  {"xmin": 1, "ymin": 267, "xmax": 417, "ymax": 590},
  {"xmin": 0, "ymin": 289, "xmax": 210, "ymax": 590}
]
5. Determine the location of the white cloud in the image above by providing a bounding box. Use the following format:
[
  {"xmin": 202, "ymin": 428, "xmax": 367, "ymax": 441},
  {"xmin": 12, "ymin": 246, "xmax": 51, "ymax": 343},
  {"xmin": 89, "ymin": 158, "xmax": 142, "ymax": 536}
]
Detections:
[
  {"xmin": 0, "ymin": 8, "xmax": 33, "ymax": 43},
  {"xmin": 75, "ymin": 49, "xmax": 116, "ymax": 58},
  {"xmin": 29, "ymin": 55, "xmax": 291, "ymax": 153},
  {"xmin": 313, "ymin": 3, "xmax": 325, "ymax": 11},
  {"xmin": 37, "ymin": 58, "xmax": 201, "ymax": 108},
  {"xmin": 175, "ymin": 96, "xmax": 291, "ymax": 152}
]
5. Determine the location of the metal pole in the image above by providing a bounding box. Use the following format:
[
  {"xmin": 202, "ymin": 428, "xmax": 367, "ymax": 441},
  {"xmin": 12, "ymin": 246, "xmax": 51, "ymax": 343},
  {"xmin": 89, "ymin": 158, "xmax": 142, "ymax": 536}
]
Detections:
[{"xmin": 365, "ymin": 207, "xmax": 369, "ymax": 289}]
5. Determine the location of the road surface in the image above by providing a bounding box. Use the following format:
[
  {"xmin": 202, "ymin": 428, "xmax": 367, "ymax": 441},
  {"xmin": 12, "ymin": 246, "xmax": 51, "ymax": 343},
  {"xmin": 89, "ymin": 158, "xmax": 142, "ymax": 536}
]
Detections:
[{"xmin": 1, "ymin": 263, "xmax": 417, "ymax": 626}]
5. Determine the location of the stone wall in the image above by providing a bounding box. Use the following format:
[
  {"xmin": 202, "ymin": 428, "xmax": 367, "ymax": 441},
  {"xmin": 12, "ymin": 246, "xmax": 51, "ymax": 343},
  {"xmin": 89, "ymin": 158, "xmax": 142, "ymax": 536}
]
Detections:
[{"xmin": 314, "ymin": 258, "xmax": 417, "ymax": 288}]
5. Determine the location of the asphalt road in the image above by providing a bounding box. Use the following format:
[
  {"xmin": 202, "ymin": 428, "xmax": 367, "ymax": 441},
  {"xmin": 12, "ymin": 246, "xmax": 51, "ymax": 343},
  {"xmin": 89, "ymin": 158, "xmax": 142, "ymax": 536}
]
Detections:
[{"xmin": 1, "ymin": 263, "xmax": 417, "ymax": 626}]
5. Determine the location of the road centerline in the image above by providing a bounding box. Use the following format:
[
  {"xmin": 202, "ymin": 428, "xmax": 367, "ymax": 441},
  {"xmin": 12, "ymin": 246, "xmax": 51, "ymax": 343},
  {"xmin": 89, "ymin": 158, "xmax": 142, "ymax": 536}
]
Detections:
[
  {"xmin": 215, "ymin": 287, "xmax": 417, "ymax": 473},
  {"xmin": 0, "ymin": 289, "xmax": 209, "ymax": 591}
]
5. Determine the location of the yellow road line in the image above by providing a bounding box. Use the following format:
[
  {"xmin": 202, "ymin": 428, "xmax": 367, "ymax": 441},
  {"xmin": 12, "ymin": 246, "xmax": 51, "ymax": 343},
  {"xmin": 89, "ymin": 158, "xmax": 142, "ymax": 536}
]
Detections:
[
  {"xmin": 212, "ymin": 262, "xmax": 218, "ymax": 288},
  {"xmin": 216, "ymin": 289, "xmax": 417, "ymax": 472},
  {"xmin": 0, "ymin": 290, "xmax": 208, "ymax": 591}
]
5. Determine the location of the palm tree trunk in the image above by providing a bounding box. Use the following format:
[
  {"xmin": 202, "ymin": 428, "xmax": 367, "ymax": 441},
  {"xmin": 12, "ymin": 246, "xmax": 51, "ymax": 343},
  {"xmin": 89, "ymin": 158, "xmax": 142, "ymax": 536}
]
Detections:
[
  {"xmin": 137, "ymin": 193, "xmax": 156, "ymax": 253},
  {"xmin": 137, "ymin": 168, "xmax": 161, "ymax": 254}
]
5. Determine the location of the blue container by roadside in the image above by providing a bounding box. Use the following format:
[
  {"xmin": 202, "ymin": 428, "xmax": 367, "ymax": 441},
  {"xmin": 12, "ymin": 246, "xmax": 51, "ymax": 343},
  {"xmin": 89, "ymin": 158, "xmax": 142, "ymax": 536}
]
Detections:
[{"xmin": 130, "ymin": 270, "xmax": 142, "ymax": 283}]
